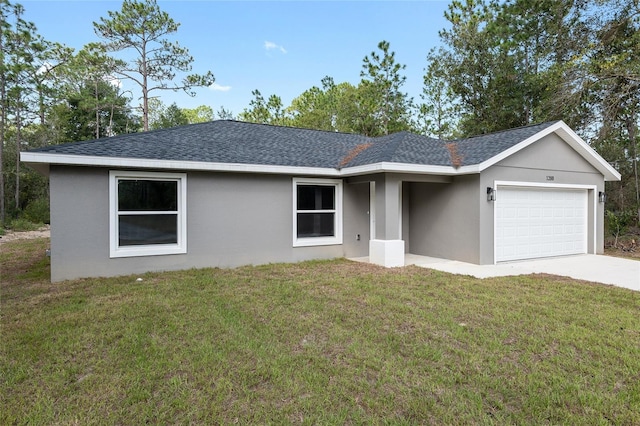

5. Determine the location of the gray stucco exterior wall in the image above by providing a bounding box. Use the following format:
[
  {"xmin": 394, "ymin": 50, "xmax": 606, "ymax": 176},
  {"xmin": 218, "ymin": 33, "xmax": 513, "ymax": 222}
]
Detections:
[
  {"xmin": 402, "ymin": 182, "xmax": 410, "ymax": 253},
  {"xmin": 343, "ymin": 182, "xmax": 370, "ymax": 258},
  {"xmin": 366, "ymin": 174, "xmax": 403, "ymax": 241},
  {"xmin": 408, "ymin": 175, "xmax": 481, "ymax": 264},
  {"xmin": 49, "ymin": 167, "xmax": 345, "ymax": 281}
]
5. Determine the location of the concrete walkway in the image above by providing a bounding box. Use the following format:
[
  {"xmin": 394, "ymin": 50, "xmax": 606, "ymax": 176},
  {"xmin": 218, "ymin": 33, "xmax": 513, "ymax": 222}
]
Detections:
[{"xmin": 352, "ymin": 254, "xmax": 640, "ymax": 291}]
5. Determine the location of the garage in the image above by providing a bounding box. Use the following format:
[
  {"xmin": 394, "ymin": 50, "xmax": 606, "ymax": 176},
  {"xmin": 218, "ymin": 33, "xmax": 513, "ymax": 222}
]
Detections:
[{"xmin": 495, "ymin": 186, "xmax": 588, "ymax": 262}]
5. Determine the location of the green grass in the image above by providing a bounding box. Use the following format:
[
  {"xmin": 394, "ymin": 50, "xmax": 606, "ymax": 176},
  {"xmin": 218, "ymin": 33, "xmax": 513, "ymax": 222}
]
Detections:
[{"xmin": 2, "ymin": 238, "xmax": 639, "ymax": 424}]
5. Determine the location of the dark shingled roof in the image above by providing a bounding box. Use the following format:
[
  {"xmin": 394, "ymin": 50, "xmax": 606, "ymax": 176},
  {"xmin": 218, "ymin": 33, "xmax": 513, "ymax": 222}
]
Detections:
[
  {"xmin": 453, "ymin": 121, "xmax": 560, "ymax": 165},
  {"xmin": 30, "ymin": 119, "xmax": 560, "ymax": 169}
]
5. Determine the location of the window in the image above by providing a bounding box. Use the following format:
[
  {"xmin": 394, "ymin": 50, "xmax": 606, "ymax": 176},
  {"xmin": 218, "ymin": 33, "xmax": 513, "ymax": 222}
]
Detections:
[
  {"xmin": 293, "ymin": 178, "xmax": 342, "ymax": 247},
  {"xmin": 110, "ymin": 171, "xmax": 187, "ymax": 258}
]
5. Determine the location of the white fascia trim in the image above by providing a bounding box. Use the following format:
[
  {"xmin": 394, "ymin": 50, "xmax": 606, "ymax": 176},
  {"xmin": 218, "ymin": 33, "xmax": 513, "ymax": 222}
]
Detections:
[
  {"xmin": 477, "ymin": 121, "xmax": 621, "ymax": 181},
  {"xmin": 22, "ymin": 152, "xmax": 479, "ymax": 177},
  {"xmin": 22, "ymin": 152, "xmax": 480, "ymax": 177},
  {"xmin": 21, "ymin": 152, "xmax": 341, "ymax": 177}
]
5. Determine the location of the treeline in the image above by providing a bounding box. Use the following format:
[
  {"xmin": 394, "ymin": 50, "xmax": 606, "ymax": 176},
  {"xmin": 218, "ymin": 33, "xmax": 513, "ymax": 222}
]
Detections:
[
  {"xmin": 0, "ymin": 0, "xmax": 217, "ymax": 224},
  {"xmin": 1, "ymin": 0, "xmax": 638, "ymax": 231},
  {"xmin": 238, "ymin": 0, "xmax": 640, "ymax": 229}
]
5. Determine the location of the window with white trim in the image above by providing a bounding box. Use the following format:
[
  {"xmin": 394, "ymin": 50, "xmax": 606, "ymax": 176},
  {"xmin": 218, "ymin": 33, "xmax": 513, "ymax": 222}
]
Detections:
[
  {"xmin": 293, "ymin": 178, "xmax": 342, "ymax": 247},
  {"xmin": 109, "ymin": 171, "xmax": 187, "ymax": 258}
]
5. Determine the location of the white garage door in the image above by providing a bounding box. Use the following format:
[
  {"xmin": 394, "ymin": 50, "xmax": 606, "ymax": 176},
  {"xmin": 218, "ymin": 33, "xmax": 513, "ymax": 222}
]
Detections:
[{"xmin": 495, "ymin": 187, "xmax": 587, "ymax": 262}]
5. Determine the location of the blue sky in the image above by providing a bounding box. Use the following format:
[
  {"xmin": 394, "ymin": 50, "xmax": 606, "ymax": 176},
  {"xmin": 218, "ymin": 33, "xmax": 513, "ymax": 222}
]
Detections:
[{"xmin": 22, "ymin": 0, "xmax": 451, "ymax": 116}]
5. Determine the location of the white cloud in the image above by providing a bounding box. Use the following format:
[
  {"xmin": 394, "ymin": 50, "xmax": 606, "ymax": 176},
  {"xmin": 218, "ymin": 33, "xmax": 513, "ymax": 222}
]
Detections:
[
  {"xmin": 36, "ymin": 62, "xmax": 53, "ymax": 75},
  {"xmin": 105, "ymin": 75, "xmax": 122, "ymax": 89},
  {"xmin": 209, "ymin": 82, "xmax": 232, "ymax": 92},
  {"xmin": 264, "ymin": 40, "xmax": 287, "ymax": 54}
]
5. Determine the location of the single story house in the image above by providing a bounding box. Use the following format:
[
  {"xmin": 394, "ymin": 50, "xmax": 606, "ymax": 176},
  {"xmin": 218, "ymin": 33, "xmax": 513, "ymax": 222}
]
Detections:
[{"xmin": 21, "ymin": 120, "xmax": 620, "ymax": 282}]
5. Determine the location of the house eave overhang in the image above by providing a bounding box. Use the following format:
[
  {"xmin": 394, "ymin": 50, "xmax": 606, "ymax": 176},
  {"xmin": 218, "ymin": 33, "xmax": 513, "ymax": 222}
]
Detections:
[
  {"xmin": 20, "ymin": 152, "xmax": 343, "ymax": 177},
  {"xmin": 21, "ymin": 122, "xmax": 620, "ymax": 181},
  {"xmin": 20, "ymin": 153, "xmax": 479, "ymax": 177},
  {"xmin": 476, "ymin": 120, "xmax": 621, "ymax": 181},
  {"xmin": 339, "ymin": 162, "xmax": 479, "ymax": 176}
]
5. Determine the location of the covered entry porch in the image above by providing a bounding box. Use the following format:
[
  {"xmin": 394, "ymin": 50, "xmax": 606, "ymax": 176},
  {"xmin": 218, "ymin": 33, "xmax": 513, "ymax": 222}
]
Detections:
[{"xmin": 345, "ymin": 172, "xmax": 479, "ymax": 267}]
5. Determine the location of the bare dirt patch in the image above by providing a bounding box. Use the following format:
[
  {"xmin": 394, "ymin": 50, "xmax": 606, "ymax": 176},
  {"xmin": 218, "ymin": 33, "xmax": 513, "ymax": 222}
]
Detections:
[
  {"xmin": 0, "ymin": 225, "xmax": 50, "ymax": 245},
  {"xmin": 604, "ymin": 235, "xmax": 640, "ymax": 260}
]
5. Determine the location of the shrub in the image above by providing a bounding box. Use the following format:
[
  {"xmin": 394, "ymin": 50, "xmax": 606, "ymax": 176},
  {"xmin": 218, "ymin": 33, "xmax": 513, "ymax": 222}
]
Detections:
[
  {"xmin": 22, "ymin": 198, "xmax": 50, "ymax": 224},
  {"xmin": 605, "ymin": 210, "xmax": 635, "ymax": 248},
  {"xmin": 8, "ymin": 218, "xmax": 42, "ymax": 232}
]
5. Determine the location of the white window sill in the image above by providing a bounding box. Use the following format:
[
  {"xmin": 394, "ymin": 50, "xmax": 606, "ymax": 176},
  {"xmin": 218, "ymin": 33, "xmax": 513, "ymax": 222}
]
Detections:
[
  {"xmin": 110, "ymin": 244, "xmax": 187, "ymax": 258},
  {"xmin": 293, "ymin": 236, "xmax": 343, "ymax": 247}
]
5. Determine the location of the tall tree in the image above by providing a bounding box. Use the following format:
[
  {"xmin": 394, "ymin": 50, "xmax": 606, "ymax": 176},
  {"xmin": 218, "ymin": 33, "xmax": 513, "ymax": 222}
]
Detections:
[
  {"xmin": 288, "ymin": 76, "xmax": 346, "ymax": 131},
  {"xmin": 589, "ymin": 0, "xmax": 640, "ymax": 221},
  {"xmin": 360, "ymin": 40, "xmax": 413, "ymax": 136},
  {"xmin": 493, "ymin": 0, "xmax": 589, "ymax": 126},
  {"xmin": 429, "ymin": 0, "xmax": 512, "ymax": 135},
  {"xmin": 50, "ymin": 79, "xmax": 138, "ymax": 143},
  {"xmin": 148, "ymin": 101, "xmax": 213, "ymax": 129},
  {"xmin": 4, "ymin": 2, "xmax": 48, "ymax": 212},
  {"xmin": 0, "ymin": 0, "xmax": 12, "ymax": 222},
  {"xmin": 181, "ymin": 104, "xmax": 214, "ymax": 124},
  {"xmin": 94, "ymin": 0, "xmax": 215, "ymax": 131},
  {"xmin": 216, "ymin": 106, "xmax": 234, "ymax": 120},
  {"xmin": 31, "ymin": 42, "xmax": 73, "ymax": 129},
  {"xmin": 418, "ymin": 55, "xmax": 457, "ymax": 139},
  {"xmin": 427, "ymin": 0, "xmax": 590, "ymax": 136},
  {"xmin": 56, "ymin": 44, "xmax": 130, "ymax": 139},
  {"xmin": 150, "ymin": 102, "xmax": 188, "ymax": 129},
  {"xmin": 239, "ymin": 89, "xmax": 290, "ymax": 126}
]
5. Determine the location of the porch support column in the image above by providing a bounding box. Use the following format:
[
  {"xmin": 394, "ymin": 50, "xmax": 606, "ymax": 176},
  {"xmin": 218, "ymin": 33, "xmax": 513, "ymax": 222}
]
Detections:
[{"xmin": 369, "ymin": 174, "xmax": 405, "ymax": 267}]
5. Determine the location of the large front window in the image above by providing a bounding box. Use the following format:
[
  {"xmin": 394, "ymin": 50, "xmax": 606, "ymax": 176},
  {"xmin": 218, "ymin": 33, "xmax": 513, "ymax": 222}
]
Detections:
[
  {"xmin": 293, "ymin": 178, "xmax": 342, "ymax": 247},
  {"xmin": 110, "ymin": 171, "xmax": 187, "ymax": 258}
]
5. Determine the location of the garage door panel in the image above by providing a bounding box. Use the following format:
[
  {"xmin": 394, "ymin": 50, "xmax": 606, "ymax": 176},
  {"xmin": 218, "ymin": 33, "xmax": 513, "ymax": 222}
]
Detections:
[{"xmin": 496, "ymin": 187, "xmax": 587, "ymax": 262}]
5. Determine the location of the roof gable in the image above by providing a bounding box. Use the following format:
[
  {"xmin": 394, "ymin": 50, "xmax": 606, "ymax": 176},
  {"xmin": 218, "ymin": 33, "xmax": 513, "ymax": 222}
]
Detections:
[{"xmin": 473, "ymin": 121, "xmax": 620, "ymax": 181}]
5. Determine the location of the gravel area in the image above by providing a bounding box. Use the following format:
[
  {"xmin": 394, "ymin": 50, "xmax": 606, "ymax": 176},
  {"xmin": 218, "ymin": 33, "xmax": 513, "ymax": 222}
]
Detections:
[{"xmin": 0, "ymin": 225, "xmax": 50, "ymax": 244}]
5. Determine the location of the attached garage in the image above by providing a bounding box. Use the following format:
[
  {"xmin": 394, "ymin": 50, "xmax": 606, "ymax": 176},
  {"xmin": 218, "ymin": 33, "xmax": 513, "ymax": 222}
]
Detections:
[{"xmin": 495, "ymin": 185, "xmax": 589, "ymax": 262}]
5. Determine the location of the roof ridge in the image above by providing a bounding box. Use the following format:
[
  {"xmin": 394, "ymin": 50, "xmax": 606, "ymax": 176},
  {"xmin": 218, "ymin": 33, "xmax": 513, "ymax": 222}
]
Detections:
[
  {"xmin": 223, "ymin": 119, "xmax": 369, "ymax": 138},
  {"xmin": 378, "ymin": 132, "xmax": 408, "ymax": 161}
]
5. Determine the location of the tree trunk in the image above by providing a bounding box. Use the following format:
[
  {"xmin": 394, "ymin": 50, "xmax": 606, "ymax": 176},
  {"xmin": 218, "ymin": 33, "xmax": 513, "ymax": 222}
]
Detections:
[
  {"xmin": 38, "ymin": 85, "xmax": 46, "ymax": 126},
  {"xmin": 95, "ymin": 80, "xmax": 100, "ymax": 139},
  {"xmin": 626, "ymin": 116, "xmax": 640, "ymax": 225},
  {"xmin": 142, "ymin": 40, "xmax": 149, "ymax": 131},
  {"xmin": 14, "ymin": 105, "xmax": 21, "ymax": 211},
  {"xmin": 0, "ymin": 32, "xmax": 5, "ymax": 224},
  {"xmin": 109, "ymin": 103, "xmax": 115, "ymax": 136},
  {"xmin": 143, "ymin": 82, "xmax": 148, "ymax": 131}
]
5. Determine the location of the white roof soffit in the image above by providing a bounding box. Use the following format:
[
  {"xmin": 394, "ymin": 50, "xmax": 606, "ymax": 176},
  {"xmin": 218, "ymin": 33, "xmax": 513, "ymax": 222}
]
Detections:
[{"xmin": 477, "ymin": 121, "xmax": 621, "ymax": 181}]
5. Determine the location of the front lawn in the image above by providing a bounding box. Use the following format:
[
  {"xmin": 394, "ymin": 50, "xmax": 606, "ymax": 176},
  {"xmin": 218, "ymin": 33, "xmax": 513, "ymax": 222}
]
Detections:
[{"xmin": 1, "ymin": 238, "xmax": 639, "ymax": 424}]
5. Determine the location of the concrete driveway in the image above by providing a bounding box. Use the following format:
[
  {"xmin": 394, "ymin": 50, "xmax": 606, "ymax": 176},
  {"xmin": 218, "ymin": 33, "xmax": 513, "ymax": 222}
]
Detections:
[{"xmin": 405, "ymin": 254, "xmax": 640, "ymax": 291}]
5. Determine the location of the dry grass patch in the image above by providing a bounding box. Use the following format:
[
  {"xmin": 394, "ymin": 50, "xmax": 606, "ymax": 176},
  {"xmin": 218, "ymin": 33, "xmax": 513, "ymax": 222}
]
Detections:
[{"xmin": 2, "ymin": 238, "xmax": 639, "ymax": 424}]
